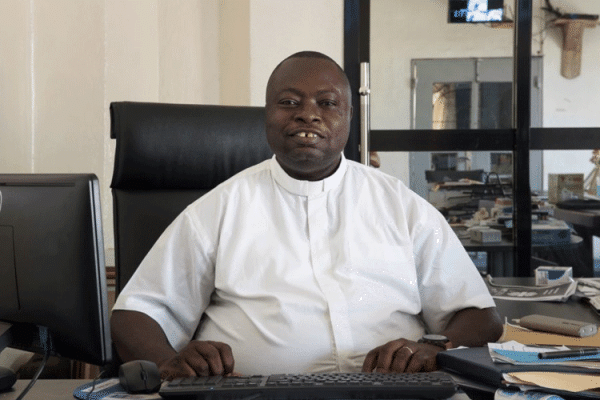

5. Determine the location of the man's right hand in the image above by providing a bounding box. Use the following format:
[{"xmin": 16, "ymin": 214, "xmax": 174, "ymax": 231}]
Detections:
[
  {"xmin": 111, "ymin": 310, "xmax": 237, "ymax": 380},
  {"xmin": 158, "ymin": 340, "xmax": 235, "ymax": 380}
]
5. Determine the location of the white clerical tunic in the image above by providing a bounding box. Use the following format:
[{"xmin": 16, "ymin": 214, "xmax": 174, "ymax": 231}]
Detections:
[{"xmin": 113, "ymin": 155, "xmax": 495, "ymax": 374}]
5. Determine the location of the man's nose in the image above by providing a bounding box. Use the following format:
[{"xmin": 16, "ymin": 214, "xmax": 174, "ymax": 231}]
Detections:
[{"xmin": 295, "ymin": 102, "xmax": 321, "ymax": 123}]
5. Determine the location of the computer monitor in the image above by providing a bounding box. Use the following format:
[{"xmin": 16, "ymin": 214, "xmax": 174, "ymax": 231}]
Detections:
[
  {"xmin": 0, "ymin": 174, "xmax": 112, "ymax": 367},
  {"xmin": 448, "ymin": 0, "xmax": 504, "ymax": 23}
]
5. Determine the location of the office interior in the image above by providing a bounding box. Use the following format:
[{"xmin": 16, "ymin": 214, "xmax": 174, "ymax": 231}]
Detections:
[{"xmin": 2, "ymin": 0, "xmax": 600, "ymax": 389}]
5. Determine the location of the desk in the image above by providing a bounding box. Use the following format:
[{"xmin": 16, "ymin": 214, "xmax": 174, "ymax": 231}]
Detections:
[
  {"xmin": 460, "ymin": 238, "xmax": 513, "ymax": 277},
  {"xmin": 0, "ymin": 379, "xmax": 86, "ymax": 400},
  {"xmin": 0, "ymin": 379, "xmax": 471, "ymax": 400},
  {"xmin": 460, "ymin": 236, "xmax": 583, "ymax": 277},
  {"xmin": 554, "ymin": 207, "xmax": 600, "ymax": 277},
  {"xmin": 2, "ymin": 280, "xmax": 594, "ymax": 400}
]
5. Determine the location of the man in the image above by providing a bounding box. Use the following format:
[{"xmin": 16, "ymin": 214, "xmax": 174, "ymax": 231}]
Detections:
[{"xmin": 111, "ymin": 51, "xmax": 503, "ymax": 379}]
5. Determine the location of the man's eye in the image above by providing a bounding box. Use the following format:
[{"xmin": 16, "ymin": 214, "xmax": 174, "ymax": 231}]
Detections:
[
  {"xmin": 279, "ymin": 99, "xmax": 298, "ymax": 106},
  {"xmin": 320, "ymin": 100, "xmax": 337, "ymax": 107}
]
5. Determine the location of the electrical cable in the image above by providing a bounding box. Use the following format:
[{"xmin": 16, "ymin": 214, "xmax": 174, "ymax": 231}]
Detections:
[{"xmin": 14, "ymin": 327, "xmax": 51, "ymax": 400}]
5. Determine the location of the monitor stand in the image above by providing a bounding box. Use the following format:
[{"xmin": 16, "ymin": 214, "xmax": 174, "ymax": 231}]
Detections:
[
  {"xmin": 0, "ymin": 322, "xmax": 12, "ymax": 354},
  {"xmin": 0, "ymin": 322, "xmax": 17, "ymax": 392}
]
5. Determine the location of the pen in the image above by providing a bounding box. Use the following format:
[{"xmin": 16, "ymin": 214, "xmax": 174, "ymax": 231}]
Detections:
[{"xmin": 538, "ymin": 348, "xmax": 600, "ymax": 359}]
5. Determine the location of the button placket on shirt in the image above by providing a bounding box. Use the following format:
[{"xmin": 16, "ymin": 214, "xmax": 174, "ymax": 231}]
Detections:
[{"xmin": 307, "ymin": 191, "xmax": 354, "ymax": 371}]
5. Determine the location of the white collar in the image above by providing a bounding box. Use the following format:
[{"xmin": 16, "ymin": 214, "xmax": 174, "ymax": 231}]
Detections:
[{"xmin": 270, "ymin": 154, "xmax": 347, "ymax": 197}]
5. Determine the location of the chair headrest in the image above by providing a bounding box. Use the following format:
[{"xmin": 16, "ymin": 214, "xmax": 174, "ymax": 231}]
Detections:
[{"xmin": 110, "ymin": 102, "xmax": 273, "ymax": 190}]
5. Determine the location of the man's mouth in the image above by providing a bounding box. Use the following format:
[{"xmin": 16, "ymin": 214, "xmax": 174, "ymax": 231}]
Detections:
[{"xmin": 295, "ymin": 132, "xmax": 319, "ymax": 138}]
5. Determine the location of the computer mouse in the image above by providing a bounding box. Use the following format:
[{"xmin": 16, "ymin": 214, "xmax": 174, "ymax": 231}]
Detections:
[
  {"xmin": 118, "ymin": 360, "xmax": 162, "ymax": 394},
  {"xmin": 0, "ymin": 366, "xmax": 17, "ymax": 392}
]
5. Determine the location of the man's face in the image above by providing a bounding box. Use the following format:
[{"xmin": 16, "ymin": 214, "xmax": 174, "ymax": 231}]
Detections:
[{"xmin": 265, "ymin": 57, "xmax": 353, "ymax": 181}]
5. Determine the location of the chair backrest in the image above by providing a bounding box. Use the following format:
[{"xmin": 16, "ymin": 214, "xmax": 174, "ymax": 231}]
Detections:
[{"xmin": 110, "ymin": 101, "xmax": 273, "ymax": 294}]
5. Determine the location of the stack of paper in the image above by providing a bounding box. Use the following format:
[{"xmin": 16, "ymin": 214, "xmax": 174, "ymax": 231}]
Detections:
[
  {"xmin": 490, "ymin": 341, "xmax": 600, "ymax": 368},
  {"xmin": 489, "ymin": 341, "xmax": 600, "ymax": 393},
  {"xmin": 438, "ymin": 343, "xmax": 600, "ymax": 397}
]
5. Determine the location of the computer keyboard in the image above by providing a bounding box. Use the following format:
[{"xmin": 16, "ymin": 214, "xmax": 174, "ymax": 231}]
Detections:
[{"xmin": 159, "ymin": 371, "xmax": 457, "ymax": 400}]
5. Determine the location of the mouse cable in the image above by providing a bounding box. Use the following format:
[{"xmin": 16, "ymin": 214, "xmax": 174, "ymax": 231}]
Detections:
[
  {"xmin": 84, "ymin": 368, "xmax": 111, "ymax": 400},
  {"xmin": 15, "ymin": 327, "xmax": 51, "ymax": 400}
]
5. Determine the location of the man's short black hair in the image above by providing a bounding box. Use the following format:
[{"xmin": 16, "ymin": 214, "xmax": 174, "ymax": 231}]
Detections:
[
  {"xmin": 266, "ymin": 51, "xmax": 351, "ymax": 100},
  {"xmin": 272, "ymin": 51, "xmax": 346, "ymax": 76}
]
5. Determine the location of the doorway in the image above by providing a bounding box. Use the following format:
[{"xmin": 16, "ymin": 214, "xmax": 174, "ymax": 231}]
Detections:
[{"xmin": 410, "ymin": 57, "xmax": 543, "ymax": 200}]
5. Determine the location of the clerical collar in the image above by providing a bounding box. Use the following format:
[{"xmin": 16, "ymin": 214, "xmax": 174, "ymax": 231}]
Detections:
[{"xmin": 270, "ymin": 155, "xmax": 347, "ymax": 197}]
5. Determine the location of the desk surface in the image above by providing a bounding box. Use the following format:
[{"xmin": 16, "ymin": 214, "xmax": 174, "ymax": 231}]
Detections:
[
  {"xmin": 554, "ymin": 207, "xmax": 600, "ymax": 230},
  {"xmin": 0, "ymin": 379, "xmax": 86, "ymax": 400},
  {"xmin": 0, "ymin": 379, "xmax": 472, "ymax": 400}
]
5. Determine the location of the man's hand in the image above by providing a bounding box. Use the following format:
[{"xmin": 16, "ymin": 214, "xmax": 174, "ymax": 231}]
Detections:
[
  {"xmin": 362, "ymin": 339, "xmax": 441, "ymax": 373},
  {"xmin": 159, "ymin": 341, "xmax": 235, "ymax": 380},
  {"xmin": 111, "ymin": 311, "xmax": 238, "ymax": 380}
]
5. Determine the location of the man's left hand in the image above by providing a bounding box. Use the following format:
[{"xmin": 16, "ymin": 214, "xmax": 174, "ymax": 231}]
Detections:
[{"xmin": 361, "ymin": 339, "xmax": 442, "ymax": 373}]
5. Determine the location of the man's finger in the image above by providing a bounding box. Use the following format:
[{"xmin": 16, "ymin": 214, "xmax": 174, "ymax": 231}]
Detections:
[
  {"xmin": 190, "ymin": 341, "xmax": 228, "ymax": 375},
  {"xmin": 361, "ymin": 349, "xmax": 379, "ymax": 372},
  {"xmin": 375, "ymin": 341, "xmax": 406, "ymax": 373},
  {"xmin": 207, "ymin": 341, "xmax": 235, "ymax": 375},
  {"xmin": 403, "ymin": 349, "xmax": 424, "ymax": 373},
  {"xmin": 185, "ymin": 349, "xmax": 212, "ymax": 376},
  {"xmin": 387, "ymin": 345, "xmax": 413, "ymax": 373},
  {"xmin": 160, "ymin": 355, "xmax": 198, "ymax": 380}
]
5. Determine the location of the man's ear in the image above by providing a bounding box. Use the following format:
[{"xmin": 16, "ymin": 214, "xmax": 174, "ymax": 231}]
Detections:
[{"xmin": 349, "ymin": 105, "xmax": 354, "ymax": 122}]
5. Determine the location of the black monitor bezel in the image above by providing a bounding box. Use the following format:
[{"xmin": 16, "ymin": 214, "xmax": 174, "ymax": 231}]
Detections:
[{"xmin": 0, "ymin": 174, "xmax": 112, "ymax": 367}]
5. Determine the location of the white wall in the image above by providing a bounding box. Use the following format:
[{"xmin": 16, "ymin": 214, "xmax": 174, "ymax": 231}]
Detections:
[
  {"xmin": 248, "ymin": 0, "xmax": 344, "ymax": 107},
  {"xmin": 0, "ymin": 0, "xmax": 343, "ymax": 260},
  {"xmin": 541, "ymin": 1, "xmax": 600, "ymax": 186}
]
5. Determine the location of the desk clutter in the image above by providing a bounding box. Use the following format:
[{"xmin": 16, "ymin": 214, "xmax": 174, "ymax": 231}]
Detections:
[
  {"xmin": 451, "ymin": 197, "xmax": 571, "ymax": 246},
  {"xmin": 441, "ymin": 311, "xmax": 600, "ymax": 398},
  {"xmin": 439, "ymin": 341, "xmax": 600, "ymax": 397},
  {"xmin": 440, "ymin": 276, "xmax": 600, "ymax": 398}
]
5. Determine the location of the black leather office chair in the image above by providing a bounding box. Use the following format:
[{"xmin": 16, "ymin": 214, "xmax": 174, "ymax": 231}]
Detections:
[{"xmin": 110, "ymin": 101, "xmax": 273, "ymax": 294}]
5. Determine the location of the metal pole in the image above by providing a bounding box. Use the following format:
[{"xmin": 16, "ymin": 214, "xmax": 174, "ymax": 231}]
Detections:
[
  {"xmin": 513, "ymin": 0, "xmax": 533, "ymax": 276},
  {"xmin": 360, "ymin": 62, "xmax": 371, "ymax": 166}
]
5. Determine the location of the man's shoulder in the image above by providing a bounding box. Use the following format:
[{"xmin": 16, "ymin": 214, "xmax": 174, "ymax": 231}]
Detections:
[
  {"xmin": 344, "ymin": 159, "xmax": 437, "ymax": 210},
  {"xmin": 345, "ymin": 159, "xmax": 406, "ymax": 189},
  {"xmin": 186, "ymin": 159, "xmax": 273, "ymax": 207}
]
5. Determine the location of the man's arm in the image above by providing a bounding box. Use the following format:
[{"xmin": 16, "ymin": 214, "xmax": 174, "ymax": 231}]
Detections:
[
  {"xmin": 362, "ymin": 307, "xmax": 503, "ymax": 373},
  {"xmin": 111, "ymin": 310, "xmax": 235, "ymax": 379},
  {"xmin": 441, "ymin": 306, "xmax": 503, "ymax": 348}
]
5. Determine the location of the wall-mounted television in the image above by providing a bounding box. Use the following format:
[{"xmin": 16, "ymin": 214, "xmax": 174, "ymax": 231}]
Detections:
[{"xmin": 449, "ymin": 0, "xmax": 504, "ymax": 23}]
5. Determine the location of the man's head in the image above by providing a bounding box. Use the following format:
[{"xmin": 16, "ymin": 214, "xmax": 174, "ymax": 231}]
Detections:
[{"xmin": 265, "ymin": 51, "xmax": 353, "ymax": 181}]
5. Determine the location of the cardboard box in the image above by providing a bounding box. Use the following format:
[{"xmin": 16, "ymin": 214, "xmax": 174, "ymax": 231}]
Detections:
[
  {"xmin": 469, "ymin": 227, "xmax": 502, "ymax": 243},
  {"xmin": 535, "ymin": 266, "xmax": 573, "ymax": 286},
  {"xmin": 548, "ymin": 173, "xmax": 584, "ymax": 204},
  {"xmin": 531, "ymin": 219, "xmax": 571, "ymax": 245}
]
